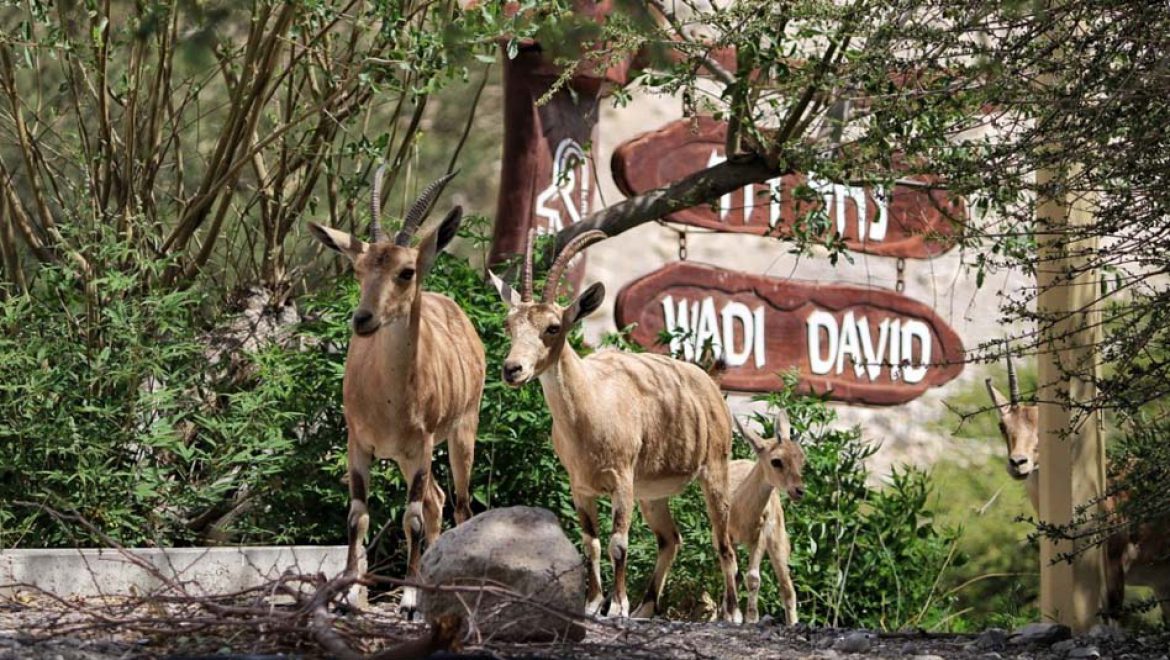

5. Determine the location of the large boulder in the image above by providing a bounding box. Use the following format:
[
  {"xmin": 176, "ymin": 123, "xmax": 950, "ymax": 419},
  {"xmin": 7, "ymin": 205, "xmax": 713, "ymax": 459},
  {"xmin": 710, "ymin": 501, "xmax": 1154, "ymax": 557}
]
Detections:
[{"xmin": 419, "ymin": 506, "xmax": 586, "ymax": 642}]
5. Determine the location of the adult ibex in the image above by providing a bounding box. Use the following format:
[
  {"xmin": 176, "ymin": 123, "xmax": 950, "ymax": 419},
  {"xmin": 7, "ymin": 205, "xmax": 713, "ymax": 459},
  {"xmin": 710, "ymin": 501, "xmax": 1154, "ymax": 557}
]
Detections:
[
  {"xmin": 731, "ymin": 412, "xmax": 805, "ymax": 625},
  {"xmin": 309, "ymin": 168, "xmax": 486, "ymax": 614},
  {"xmin": 987, "ymin": 353, "xmax": 1170, "ymax": 624},
  {"xmin": 488, "ymin": 230, "xmax": 742, "ymax": 622}
]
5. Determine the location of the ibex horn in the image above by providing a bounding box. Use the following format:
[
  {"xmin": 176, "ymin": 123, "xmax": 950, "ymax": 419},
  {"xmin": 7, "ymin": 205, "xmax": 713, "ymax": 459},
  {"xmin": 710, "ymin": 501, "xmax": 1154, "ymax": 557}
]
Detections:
[
  {"xmin": 521, "ymin": 228, "xmax": 535, "ymax": 303},
  {"xmin": 395, "ymin": 170, "xmax": 459, "ymax": 247},
  {"xmin": 1006, "ymin": 349, "xmax": 1020, "ymax": 406},
  {"xmin": 542, "ymin": 230, "xmax": 607, "ymax": 302},
  {"xmin": 369, "ymin": 163, "xmax": 388, "ymax": 243}
]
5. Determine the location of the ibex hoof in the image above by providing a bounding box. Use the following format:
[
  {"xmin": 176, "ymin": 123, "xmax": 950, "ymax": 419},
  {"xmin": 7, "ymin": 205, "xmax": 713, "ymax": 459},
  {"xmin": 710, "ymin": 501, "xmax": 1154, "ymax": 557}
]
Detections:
[
  {"xmin": 399, "ymin": 586, "xmax": 421, "ymax": 621},
  {"xmin": 631, "ymin": 601, "xmax": 656, "ymax": 619},
  {"xmin": 606, "ymin": 598, "xmax": 630, "ymax": 618},
  {"xmin": 585, "ymin": 594, "xmax": 605, "ymax": 617}
]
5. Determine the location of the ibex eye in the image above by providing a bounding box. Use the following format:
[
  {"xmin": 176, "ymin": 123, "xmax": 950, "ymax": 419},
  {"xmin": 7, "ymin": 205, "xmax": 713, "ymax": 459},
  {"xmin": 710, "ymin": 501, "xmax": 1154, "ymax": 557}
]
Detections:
[
  {"xmin": 398, "ymin": 268, "xmax": 416, "ymax": 281},
  {"xmin": 770, "ymin": 458, "xmax": 784, "ymax": 469},
  {"xmin": 545, "ymin": 324, "xmax": 561, "ymax": 336}
]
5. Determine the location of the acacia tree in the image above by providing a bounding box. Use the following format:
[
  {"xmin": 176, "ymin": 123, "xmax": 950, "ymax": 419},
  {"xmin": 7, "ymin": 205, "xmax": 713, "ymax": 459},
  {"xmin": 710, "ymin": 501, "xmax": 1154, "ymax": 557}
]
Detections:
[{"xmin": 0, "ymin": 0, "xmax": 521, "ymax": 306}]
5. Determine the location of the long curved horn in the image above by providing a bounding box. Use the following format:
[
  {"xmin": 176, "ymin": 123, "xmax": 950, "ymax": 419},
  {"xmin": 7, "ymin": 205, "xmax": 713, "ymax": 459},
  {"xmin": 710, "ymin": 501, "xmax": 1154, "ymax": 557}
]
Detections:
[
  {"xmin": 1006, "ymin": 349, "xmax": 1020, "ymax": 406},
  {"xmin": 542, "ymin": 230, "xmax": 606, "ymax": 302},
  {"xmin": 395, "ymin": 170, "xmax": 458, "ymax": 246},
  {"xmin": 370, "ymin": 163, "xmax": 387, "ymax": 243},
  {"xmin": 521, "ymin": 228, "xmax": 535, "ymax": 303}
]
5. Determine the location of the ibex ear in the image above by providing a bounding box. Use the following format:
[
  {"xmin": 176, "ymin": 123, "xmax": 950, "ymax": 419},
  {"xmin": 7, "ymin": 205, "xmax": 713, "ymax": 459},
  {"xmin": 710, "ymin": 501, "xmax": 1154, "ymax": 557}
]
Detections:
[
  {"xmin": 985, "ymin": 379, "xmax": 1010, "ymax": 416},
  {"xmin": 563, "ymin": 282, "xmax": 605, "ymax": 325},
  {"xmin": 487, "ymin": 270, "xmax": 521, "ymax": 307},
  {"xmin": 416, "ymin": 206, "xmax": 463, "ymax": 276},
  {"xmin": 734, "ymin": 415, "xmax": 769, "ymax": 454},
  {"xmin": 309, "ymin": 223, "xmax": 366, "ymax": 262}
]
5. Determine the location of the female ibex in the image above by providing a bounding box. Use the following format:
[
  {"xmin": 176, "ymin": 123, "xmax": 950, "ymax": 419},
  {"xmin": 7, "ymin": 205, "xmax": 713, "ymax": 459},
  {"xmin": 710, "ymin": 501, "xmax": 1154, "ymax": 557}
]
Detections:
[
  {"xmin": 987, "ymin": 353, "xmax": 1169, "ymax": 624},
  {"xmin": 488, "ymin": 230, "xmax": 742, "ymax": 622},
  {"xmin": 309, "ymin": 168, "xmax": 486, "ymax": 614},
  {"xmin": 731, "ymin": 412, "xmax": 805, "ymax": 625}
]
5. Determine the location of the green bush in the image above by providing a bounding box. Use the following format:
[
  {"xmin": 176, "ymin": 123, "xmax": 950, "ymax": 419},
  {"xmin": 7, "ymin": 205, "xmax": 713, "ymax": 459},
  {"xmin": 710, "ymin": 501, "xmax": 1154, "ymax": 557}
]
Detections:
[{"xmin": 1, "ymin": 225, "xmax": 958, "ymax": 631}]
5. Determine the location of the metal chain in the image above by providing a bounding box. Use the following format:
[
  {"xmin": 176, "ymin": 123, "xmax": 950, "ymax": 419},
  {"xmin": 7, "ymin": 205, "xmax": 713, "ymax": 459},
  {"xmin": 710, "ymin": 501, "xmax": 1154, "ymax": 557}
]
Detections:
[
  {"xmin": 679, "ymin": 228, "xmax": 688, "ymax": 261},
  {"xmin": 895, "ymin": 257, "xmax": 906, "ymax": 293}
]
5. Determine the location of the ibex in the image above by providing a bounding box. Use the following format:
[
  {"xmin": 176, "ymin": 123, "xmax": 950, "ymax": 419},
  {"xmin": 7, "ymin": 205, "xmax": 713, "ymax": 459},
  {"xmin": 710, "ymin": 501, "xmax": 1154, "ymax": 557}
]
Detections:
[
  {"xmin": 987, "ymin": 354, "xmax": 1170, "ymax": 624},
  {"xmin": 488, "ymin": 230, "xmax": 742, "ymax": 622},
  {"xmin": 730, "ymin": 412, "xmax": 805, "ymax": 625},
  {"xmin": 309, "ymin": 168, "xmax": 486, "ymax": 613}
]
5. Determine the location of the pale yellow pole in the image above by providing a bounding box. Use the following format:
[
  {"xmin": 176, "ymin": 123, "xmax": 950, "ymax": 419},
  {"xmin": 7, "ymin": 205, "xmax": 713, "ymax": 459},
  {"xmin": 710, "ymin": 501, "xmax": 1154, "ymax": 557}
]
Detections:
[{"xmin": 1034, "ymin": 170, "xmax": 1107, "ymax": 631}]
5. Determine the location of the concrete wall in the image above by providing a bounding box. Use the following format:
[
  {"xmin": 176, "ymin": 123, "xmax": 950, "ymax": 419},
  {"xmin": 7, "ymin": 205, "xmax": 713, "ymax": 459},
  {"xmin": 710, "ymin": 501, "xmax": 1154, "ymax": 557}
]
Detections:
[{"xmin": 0, "ymin": 546, "xmax": 345, "ymax": 599}]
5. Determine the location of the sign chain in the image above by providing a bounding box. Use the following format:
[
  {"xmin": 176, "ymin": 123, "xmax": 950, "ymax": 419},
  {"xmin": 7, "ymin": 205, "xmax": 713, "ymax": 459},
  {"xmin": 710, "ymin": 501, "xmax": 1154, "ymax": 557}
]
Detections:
[
  {"xmin": 896, "ymin": 257, "xmax": 906, "ymax": 293},
  {"xmin": 678, "ymin": 228, "xmax": 688, "ymax": 261}
]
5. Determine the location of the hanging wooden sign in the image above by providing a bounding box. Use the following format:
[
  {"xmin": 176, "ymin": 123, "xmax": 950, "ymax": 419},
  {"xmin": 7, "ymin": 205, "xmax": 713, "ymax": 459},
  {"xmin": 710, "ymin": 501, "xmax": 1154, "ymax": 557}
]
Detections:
[
  {"xmin": 488, "ymin": 1, "xmax": 631, "ymax": 289},
  {"xmin": 614, "ymin": 261, "xmax": 965, "ymax": 405},
  {"xmin": 611, "ymin": 117, "xmax": 965, "ymax": 259}
]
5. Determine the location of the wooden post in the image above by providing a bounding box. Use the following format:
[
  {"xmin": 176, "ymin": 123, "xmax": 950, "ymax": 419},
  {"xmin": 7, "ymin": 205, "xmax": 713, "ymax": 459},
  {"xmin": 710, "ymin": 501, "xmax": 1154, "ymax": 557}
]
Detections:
[{"xmin": 1035, "ymin": 171, "xmax": 1107, "ymax": 631}]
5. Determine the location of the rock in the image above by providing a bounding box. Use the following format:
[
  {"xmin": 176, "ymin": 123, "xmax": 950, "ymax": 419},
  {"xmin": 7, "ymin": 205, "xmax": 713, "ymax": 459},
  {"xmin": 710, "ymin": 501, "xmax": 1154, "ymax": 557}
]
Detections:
[
  {"xmin": 1088, "ymin": 624, "xmax": 1127, "ymax": 643},
  {"xmin": 1052, "ymin": 639, "xmax": 1078, "ymax": 653},
  {"xmin": 832, "ymin": 632, "xmax": 873, "ymax": 654},
  {"xmin": 419, "ymin": 506, "xmax": 586, "ymax": 643},
  {"xmin": 979, "ymin": 654, "xmax": 1003, "ymax": 660},
  {"xmin": 975, "ymin": 628, "xmax": 1008, "ymax": 651},
  {"xmin": 1009, "ymin": 622, "xmax": 1073, "ymax": 645},
  {"xmin": 912, "ymin": 655, "xmax": 946, "ymax": 660},
  {"xmin": 1068, "ymin": 646, "xmax": 1101, "ymax": 659}
]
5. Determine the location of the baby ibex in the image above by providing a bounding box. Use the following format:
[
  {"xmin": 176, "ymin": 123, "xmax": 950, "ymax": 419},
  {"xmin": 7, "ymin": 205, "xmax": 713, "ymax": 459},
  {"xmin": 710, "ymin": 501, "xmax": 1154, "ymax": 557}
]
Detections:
[
  {"xmin": 488, "ymin": 230, "xmax": 742, "ymax": 622},
  {"xmin": 731, "ymin": 412, "xmax": 806, "ymax": 625},
  {"xmin": 987, "ymin": 353, "xmax": 1170, "ymax": 624},
  {"xmin": 309, "ymin": 168, "xmax": 486, "ymax": 613}
]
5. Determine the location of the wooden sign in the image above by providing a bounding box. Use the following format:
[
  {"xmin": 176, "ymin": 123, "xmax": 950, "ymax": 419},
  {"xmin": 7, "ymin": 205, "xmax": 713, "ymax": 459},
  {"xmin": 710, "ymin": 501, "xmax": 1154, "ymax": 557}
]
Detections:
[
  {"xmin": 488, "ymin": 29, "xmax": 616, "ymax": 288},
  {"xmin": 614, "ymin": 262, "xmax": 965, "ymax": 405},
  {"xmin": 612, "ymin": 117, "xmax": 965, "ymax": 259}
]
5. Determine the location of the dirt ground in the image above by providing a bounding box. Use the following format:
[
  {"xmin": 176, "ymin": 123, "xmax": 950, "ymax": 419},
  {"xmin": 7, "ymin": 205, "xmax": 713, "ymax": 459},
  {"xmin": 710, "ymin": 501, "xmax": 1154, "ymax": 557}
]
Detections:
[{"xmin": 2, "ymin": 598, "xmax": 1168, "ymax": 660}]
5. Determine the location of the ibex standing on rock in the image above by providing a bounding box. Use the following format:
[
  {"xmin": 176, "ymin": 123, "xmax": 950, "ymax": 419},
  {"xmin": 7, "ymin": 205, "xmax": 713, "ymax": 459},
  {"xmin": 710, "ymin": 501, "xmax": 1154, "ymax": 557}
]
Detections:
[
  {"xmin": 987, "ymin": 353, "xmax": 1170, "ymax": 624},
  {"xmin": 488, "ymin": 230, "xmax": 742, "ymax": 623},
  {"xmin": 730, "ymin": 412, "xmax": 805, "ymax": 625},
  {"xmin": 309, "ymin": 168, "xmax": 486, "ymax": 614}
]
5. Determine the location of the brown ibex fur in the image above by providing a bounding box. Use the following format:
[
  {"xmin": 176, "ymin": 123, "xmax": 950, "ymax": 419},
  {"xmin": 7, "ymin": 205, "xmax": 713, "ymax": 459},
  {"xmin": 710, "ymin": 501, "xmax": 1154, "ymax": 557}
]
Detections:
[
  {"xmin": 488, "ymin": 230, "xmax": 742, "ymax": 622},
  {"xmin": 987, "ymin": 353, "xmax": 1170, "ymax": 624},
  {"xmin": 309, "ymin": 168, "xmax": 485, "ymax": 613},
  {"xmin": 730, "ymin": 412, "xmax": 805, "ymax": 625}
]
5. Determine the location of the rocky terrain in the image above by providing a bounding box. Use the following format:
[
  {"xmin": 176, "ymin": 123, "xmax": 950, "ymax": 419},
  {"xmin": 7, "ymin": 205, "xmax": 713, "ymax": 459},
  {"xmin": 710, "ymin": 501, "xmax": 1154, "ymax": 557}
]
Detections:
[{"xmin": 1, "ymin": 601, "xmax": 1166, "ymax": 660}]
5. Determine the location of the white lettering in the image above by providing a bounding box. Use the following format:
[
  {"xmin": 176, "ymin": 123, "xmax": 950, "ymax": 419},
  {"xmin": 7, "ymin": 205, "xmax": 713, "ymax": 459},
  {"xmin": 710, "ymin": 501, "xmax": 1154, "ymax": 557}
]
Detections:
[
  {"xmin": 721, "ymin": 302, "xmax": 755, "ymax": 367},
  {"xmin": 807, "ymin": 310, "xmax": 838, "ymax": 375},
  {"xmin": 900, "ymin": 320, "xmax": 931, "ymax": 384}
]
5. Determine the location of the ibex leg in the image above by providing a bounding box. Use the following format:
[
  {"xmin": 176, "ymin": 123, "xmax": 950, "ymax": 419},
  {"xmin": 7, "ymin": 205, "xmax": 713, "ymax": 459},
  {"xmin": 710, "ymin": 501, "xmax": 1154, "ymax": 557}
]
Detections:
[{"xmin": 632, "ymin": 497, "xmax": 681, "ymax": 619}]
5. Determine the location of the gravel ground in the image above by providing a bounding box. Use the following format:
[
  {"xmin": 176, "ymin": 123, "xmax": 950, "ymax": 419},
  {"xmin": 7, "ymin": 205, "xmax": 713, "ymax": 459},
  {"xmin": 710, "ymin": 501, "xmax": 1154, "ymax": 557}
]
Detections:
[{"xmin": 2, "ymin": 598, "xmax": 1168, "ymax": 660}]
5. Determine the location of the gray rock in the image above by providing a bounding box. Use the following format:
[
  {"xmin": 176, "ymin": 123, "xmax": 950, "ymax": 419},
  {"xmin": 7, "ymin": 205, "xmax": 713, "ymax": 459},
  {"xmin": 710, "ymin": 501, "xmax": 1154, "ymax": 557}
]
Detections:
[
  {"xmin": 979, "ymin": 654, "xmax": 1003, "ymax": 660},
  {"xmin": 911, "ymin": 655, "xmax": 946, "ymax": 660},
  {"xmin": 815, "ymin": 636, "xmax": 837, "ymax": 650},
  {"xmin": 1052, "ymin": 639, "xmax": 1078, "ymax": 653},
  {"xmin": 1010, "ymin": 622, "xmax": 1073, "ymax": 645},
  {"xmin": 1067, "ymin": 646, "xmax": 1101, "ymax": 659},
  {"xmin": 832, "ymin": 632, "xmax": 873, "ymax": 654},
  {"xmin": 1089, "ymin": 624, "xmax": 1127, "ymax": 643},
  {"xmin": 419, "ymin": 506, "xmax": 587, "ymax": 642},
  {"xmin": 976, "ymin": 628, "xmax": 1009, "ymax": 651}
]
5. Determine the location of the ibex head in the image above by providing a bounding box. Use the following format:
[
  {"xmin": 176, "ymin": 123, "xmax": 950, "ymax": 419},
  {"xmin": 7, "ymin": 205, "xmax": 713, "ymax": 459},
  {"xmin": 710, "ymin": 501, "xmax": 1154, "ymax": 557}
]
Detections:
[
  {"xmin": 309, "ymin": 167, "xmax": 461, "ymax": 336},
  {"xmin": 735, "ymin": 411, "xmax": 806, "ymax": 502},
  {"xmin": 985, "ymin": 350, "xmax": 1039, "ymax": 481},
  {"xmin": 487, "ymin": 229, "xmax": 607, "ymax": 386}
]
